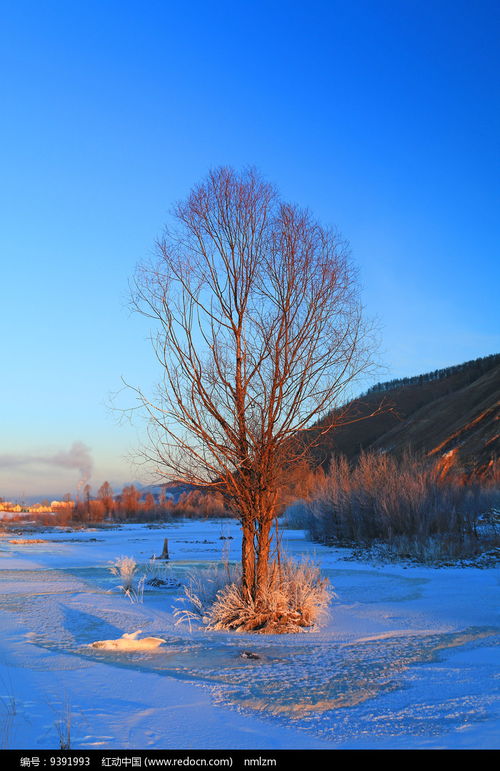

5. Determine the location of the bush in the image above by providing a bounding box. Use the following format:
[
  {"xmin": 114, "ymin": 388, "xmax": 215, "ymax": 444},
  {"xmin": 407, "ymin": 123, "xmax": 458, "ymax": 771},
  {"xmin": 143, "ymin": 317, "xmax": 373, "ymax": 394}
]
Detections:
[
  {"xmin": 175, "ymin": 558, "xmax": 333, "ymax": 633},
  {"xmin": 174, "ymin": 562, "xmax": 241, "ymax": 627},
  {"xmin": 109, "ymin": 556, "xmax": 145, "ymax": 602},
  {"xmin": 307, "ymin": 451, "xmax": 500, "ymax": 562},
  {"xmin": 143, "ymin": 558, "xmax": 180, "ymax": 588}
]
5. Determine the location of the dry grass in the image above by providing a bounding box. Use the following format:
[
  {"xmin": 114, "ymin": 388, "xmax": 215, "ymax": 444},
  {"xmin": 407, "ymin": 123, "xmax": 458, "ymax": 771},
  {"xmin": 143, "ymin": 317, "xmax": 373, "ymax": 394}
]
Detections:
[
  {"xmin": 109, "ymin": 556, "xmax": 145, "ymax": 602},
  {"xmin": 369, "ymin": 533, "xmax": 500, "ymax": 564},
  {"xmin": 109, "ymin": 556, "xmax": 137, "ymax": 590},
  {"xmin": 54, "ymin": 700, "xmax": 71, "ymax": 750},
  {"xmin": 143, "ymin": 558, "xmax": 180, "ymax": 588},
  {"xmin": 175, "ymin": 561, "xmax": 240, "ymax": 628},
  {"xmin": 307, "ymin": 452, "xmax": 500, "ymax": 562},
  {"xmin": 176, "ymin": 558, "xmax": 333, "ymax": 633}
]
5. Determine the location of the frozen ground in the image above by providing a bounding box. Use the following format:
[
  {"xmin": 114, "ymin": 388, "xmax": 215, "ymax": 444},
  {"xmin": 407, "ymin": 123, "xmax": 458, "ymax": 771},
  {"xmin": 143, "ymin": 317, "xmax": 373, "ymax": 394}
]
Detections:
[{"xmin": 0, "ymin": 519, "xmax": 498, "ymax": 749}]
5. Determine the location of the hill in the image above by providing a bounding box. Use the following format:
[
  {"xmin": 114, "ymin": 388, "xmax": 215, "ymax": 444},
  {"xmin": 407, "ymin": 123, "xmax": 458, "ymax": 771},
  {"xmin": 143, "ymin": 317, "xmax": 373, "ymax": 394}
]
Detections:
[{"xmin": 311, "ymin": 354, "xmax": 500, "ymax": 478}]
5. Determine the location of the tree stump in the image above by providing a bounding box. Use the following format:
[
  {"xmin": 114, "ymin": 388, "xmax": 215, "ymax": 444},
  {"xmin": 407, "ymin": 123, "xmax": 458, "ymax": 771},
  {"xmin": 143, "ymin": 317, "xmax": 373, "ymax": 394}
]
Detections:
[{"xmin": 159, "ymin": 538, "xmax": 169, "ymax": 560}]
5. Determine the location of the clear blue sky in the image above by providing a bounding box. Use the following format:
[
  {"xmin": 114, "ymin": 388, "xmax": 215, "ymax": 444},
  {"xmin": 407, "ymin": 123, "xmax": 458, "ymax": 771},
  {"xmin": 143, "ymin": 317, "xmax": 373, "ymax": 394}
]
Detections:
[{"xmin": 1, "ymin": 0, "xmax": 498, "ymax": 498}]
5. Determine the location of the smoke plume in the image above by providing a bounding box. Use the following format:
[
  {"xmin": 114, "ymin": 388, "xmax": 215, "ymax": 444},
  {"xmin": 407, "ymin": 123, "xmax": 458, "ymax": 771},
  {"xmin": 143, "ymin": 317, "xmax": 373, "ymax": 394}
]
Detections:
[{"xmin": 0, "ymin": 441, "xmax": 93, "ymax": 487}]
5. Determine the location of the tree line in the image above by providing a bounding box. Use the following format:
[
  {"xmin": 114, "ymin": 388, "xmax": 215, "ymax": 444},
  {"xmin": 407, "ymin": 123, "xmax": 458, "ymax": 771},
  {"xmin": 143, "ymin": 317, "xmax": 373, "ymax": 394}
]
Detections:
[
  {"xmin": 60, "ymin": 483, "xmax": 231, "ymax": 524},
  {"xmin": 365, "ymin": 353, "xmax": 500, "ymax": 395}
]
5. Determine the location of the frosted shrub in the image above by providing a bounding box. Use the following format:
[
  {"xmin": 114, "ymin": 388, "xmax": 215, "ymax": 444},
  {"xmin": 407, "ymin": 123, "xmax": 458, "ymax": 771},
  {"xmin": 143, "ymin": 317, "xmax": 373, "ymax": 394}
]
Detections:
[
  {"xmin": 176, "ymin": 558, "xmax": 333, "ymax": 634},
  {"xmin": 308, "ymin": 451, "xmax": 500, "ymax": 562},
  {"xmin": 109, "ymin": 556, "xmax": 145, "ymax": 603},
  {"xmin": 109, "ymin": 556, "xmax": 137, "ymax": 590},
  {"xmin": 175, "ymin": 562, "xmax": 241, "ymax": 627},
  {"xmin": 143, "ymin": 558, "xmax": 180, "ymax": 588}
]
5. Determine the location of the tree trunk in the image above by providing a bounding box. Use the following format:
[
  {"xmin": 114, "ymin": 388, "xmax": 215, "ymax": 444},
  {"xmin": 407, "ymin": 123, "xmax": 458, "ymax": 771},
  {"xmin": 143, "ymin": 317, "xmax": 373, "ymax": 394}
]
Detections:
[
  {"xmin": 241, "ymin": 521, "xmax": 255, "ymax": 599},
  {"xmin": 255, "ymin": 517, "xmax": 273, "ymax": 606}
]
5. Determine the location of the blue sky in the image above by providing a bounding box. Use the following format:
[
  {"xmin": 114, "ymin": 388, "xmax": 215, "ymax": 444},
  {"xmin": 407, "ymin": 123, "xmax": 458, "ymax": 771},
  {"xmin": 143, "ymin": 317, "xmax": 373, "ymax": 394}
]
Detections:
[{"xmin": 1, "ymin": 0, "xmax": 498, "ymax": 498}]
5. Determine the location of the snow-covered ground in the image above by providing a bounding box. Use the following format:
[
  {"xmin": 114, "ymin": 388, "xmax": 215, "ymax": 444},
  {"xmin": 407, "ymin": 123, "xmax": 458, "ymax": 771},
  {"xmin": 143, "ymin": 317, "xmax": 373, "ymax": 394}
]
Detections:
[{"xmin": 0, "ymin": 519, "xmax": 498, "ymax": 750}]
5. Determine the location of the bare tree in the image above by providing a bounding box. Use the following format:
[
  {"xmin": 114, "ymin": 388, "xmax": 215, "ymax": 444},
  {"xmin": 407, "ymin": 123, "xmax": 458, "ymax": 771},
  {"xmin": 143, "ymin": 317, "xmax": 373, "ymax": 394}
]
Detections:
[
  {"xmin": 132, "ymin": 167, "xmax": 376, "ymax": 605},
  {"xmin": 97, "ymin": 481, "xmax": 114, "ymax": 516},
  {"xmin": 120, "ymin": 484, "xmax": 140, "ymax": 517}
]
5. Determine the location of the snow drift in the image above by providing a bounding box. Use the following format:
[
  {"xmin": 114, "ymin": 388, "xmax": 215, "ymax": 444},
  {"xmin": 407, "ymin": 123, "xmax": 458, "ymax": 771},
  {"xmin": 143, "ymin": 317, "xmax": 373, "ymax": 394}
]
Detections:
[{"xmin": 88, "ymin": 630, "xmax": 166, "ymax": 651}]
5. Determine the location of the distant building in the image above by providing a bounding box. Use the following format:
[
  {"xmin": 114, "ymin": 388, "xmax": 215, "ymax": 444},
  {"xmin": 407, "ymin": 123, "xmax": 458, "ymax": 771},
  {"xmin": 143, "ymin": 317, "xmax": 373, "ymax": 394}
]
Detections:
[
  {"xmin": 28, "ymin": 504, "xmax": 53, "ymax": 514},
  {"xmin": 0, "ymin": 502, "xmax": 23, "ymax": 513},
  {"xmin": 51, "ymin": 500, "xmax": 75, "ymax": 511}
]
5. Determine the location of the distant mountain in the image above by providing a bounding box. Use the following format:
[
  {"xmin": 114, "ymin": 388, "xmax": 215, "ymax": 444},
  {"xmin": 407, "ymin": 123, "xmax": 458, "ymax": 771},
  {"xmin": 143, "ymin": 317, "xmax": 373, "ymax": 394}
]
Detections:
[
  {"xmin": 114, "ymin": 355, "xmax": 500, "ymax": 493},
  {"xmin": 134, "ymin": 481, "xmax": 198, "ymax": 502},
  {"xmin": 311, "ymin": 353, "xmax": 500, "ymax": 478}
]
